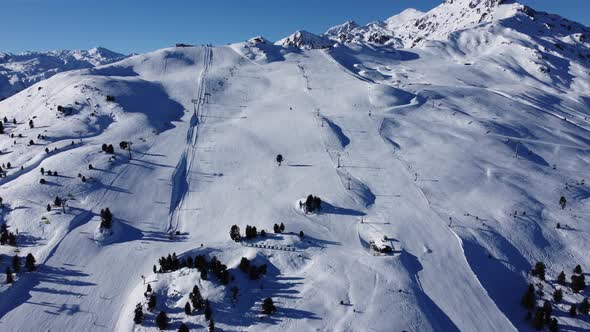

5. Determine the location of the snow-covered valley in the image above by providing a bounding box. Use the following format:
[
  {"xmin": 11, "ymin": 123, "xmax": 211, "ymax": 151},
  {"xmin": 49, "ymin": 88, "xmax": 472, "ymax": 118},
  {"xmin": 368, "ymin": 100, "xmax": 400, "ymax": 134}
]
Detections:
[{"xmin": 1, "ymin": 0, "xmax": 589, "ymax": 331}]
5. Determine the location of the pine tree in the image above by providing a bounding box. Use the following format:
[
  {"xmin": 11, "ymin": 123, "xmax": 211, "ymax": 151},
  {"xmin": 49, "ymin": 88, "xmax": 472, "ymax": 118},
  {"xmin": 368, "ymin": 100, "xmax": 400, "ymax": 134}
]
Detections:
[
  {"xmin": 299, "ymin": 230, "xmax": 304, "ymax": 238},
  {"xmin": 47, "ymin": 204, "xmax": 51, "ymax": 212},
  {"xmin": 184, "ymin": 301, "xmax": 191, "ymax": 315},
  {"xmin": 54, "ymin": 196, "xmax": 62, "ymax": 207},
  {"xmin": 6, "ymin": 267, "xmax": 13, "ymax": 283},
  {"xmin": 100, "ymin": 208, "xmax": 113, "ymax": 229},
  {"xmin": 133, "ymin": 303, "xmax": 144, "ymax": 324},
  {"xmin": 155, "ymin": 311, "xmax": 169, "ymax": 330},
  {"xmin": 548, "ymin": 318, "xmax": 558, "ymax": 332},
  {"xmin": 579, "ymin": 297, "xmax": 589, "ymax": 315},
  {"xmin": 521, "ymin": 284, "xmax": 535, "ymax": 309},
  {"xmin": 148, "ymin": 294, "xmax": 157, "ymax": 311},
  {"xmin": 12, "ymin": 255, "xmax": 20, "ymax": 273},
  {"xmin": 569, "ymin": 305, "xmax": 577, "ymax": 317},
  {"xmin": 531, "ymin": 262, "xmax": 546, "ymax": 281},
  {"xmin": 204, "ymin": 299, "xmax": 212, "ymax": 320},
  {"xmin": 276, "ymin": 154, "xmax": 283, "ymax": 166},
  {"xmin": 25, "ymin": 253, "xmax": 36, "ymax": 271},
  {"xmin": 0, "ymin": 122, "xmax": 4, "ymax": 134},
  {"xmin": 153, "ymin": 265, "xmax": 157, "ymax": 274},
  {"xmin": 280, "ymin": 222, "xmax": 285, "ymax": 232},
  {"xmin": 239, "ymin": 257, "xmax": 250, "ymax": 273},
  {"xmin": 178, "ymin": 323, "xmax": 189, "ymax": 332},
  {"xmin": 190, "ymin": 285, "xmax": 204, "ymax": 311},
  {"xmin": 209, "ymin": 319, "xmax": 215, "ymax": 332},
  {"xmin": 230, "ymin": 224, "xmax": 241, "ymax": 242},
  {"xmin": 273, "ymin": 223, "xmax": 280, "ymax": 233},
  {"xmin": 553, "ymin": 288, "xmax": 563, "ymax": 302},
  {"xmin": 557, "ymin": 271, "xmax": 566, "ymax": 285},
  {"xmin": 559, "ymin": 196, "xmax": 567, "ymax": 209},
  {"xmin": 532, "ymin": 308, "xmax": 545, "ymax": 330},
  {"xmin": 262, "ymin": 297, "xmax": 276, "ymax": 315},
  {"xmin": 574, "ymin": 265, "xmax": 583, "ymax": 274},
  {"xmin": 29, "ymin": 119, "xmax": 34, "ymax": 129},
  {"xmin": 571, "ymin": 274, "xmax": 586, "ymax": 293}
]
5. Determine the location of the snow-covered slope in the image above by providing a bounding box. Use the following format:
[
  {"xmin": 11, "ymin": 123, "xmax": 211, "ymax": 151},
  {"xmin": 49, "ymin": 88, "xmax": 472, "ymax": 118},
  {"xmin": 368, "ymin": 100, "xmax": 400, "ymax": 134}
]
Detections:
[
  {"xmin": 0, "ymin": 47, "xmax": 127, "ymax": 100},
  {"xmin": 0, "ymin": 2, "xmax": 590, "ymax": 332}
]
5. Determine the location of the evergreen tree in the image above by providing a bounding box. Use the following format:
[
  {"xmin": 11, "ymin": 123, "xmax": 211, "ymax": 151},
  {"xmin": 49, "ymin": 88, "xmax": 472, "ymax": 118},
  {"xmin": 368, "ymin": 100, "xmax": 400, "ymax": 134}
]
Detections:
[
  {"xmin": 54, "ymin": 196, "xmax": 62, "ymax": 207},
  {"xmin": 531, "ymin": 262, "xmax": 546, "ymax": 280},
  {"xmin": 569, "ymin": 305, "xmax": 577, "ymax": 317},
  {"xmin": 280, "ymin": 222, "xmax": 285, "ymax": 232},
  {"xmin": 190, "ymin": 285, "xmax": 204, "ymax": 311},
  {"xmin": 532, "ymin": 308, "xmax": 545, "ymax": 330},
  {"xmin": 133, "ymin": 303, "xmax": 144, "ymax": 324},
  {"xmin": 262, "ymin": 297, "xmax": 276, "ymax": 315},
  {"xmin": 209, "ymin": 319, "xmax": 214, "ymax": 332},
  {"xmin": 155, "ymin": 311, "xmax": 169, "ymax": 330},
  {"xmin": 557, "ymin": 271, "xmax": 566, "ymax": 285},
  {"xmin": 29, "ymin": 119, "xmax": 34, "ymax": 129},
  {"xmin": 230, "ymin": 224, "xmax": 241, "ymax": 242},
  {"xmin": 0, "ymin": 122, "xmax": 4, "ymax": 134},
  {"xmin": 6, "ymin": 267, "xmax": 13, "ymax": 284},
  {"xmin": 521, "ymin": 284, "xmax": 535, "ymax": 309},
  {"xmin": 204, "ymin": 299, "xmax": 212, "ymax": 320},
  {"xmin": 273, "ymin": 223, "xmax": 280, "ymax": 233},
  {"xmin": 147, "ymin": 284, "xmax": 152, "ymax": 293},
  {"xmin": 184, "ymin": 301, "xmax": 192, "ymax": 315},
  {"xmin": 299, "ymin": 230, "xmax": 304, "ymax": 238},
  {"xmin": 553, "ymin": 288, "xmax": 563, "ymax": 302},
  {"xmin": 579, "ymin": 297, "xmax": 590, "ymax": 315},
  {"xmin": 548, "ymin": 318, "xmax": 559, "ymax": 332},
  {"xmin": 47, "ymin": 204, "xmax": 51, "ymax": 212},
  {"xmin": 559, "ymin": 196, "xmax": 567, "ymax": 209},
  {"xmin": 25, "ymin": 253, "xmax": 36, "ymax": 271},
  {"xmin": 12, "ymin": 255, "xmax": 20, "ymax": 273},
  {"xmin": 276, "ymin": 154, "xmax": 283, "ymax": 166},
  {"xmin": 100, "ymin": 208, "xmax": 113, "ymax": 229},
  {"xmin": 148, "ymin": 294, "xmax": 157, "ymax": 311},
  {"xmin": 574, "ymin": 265, "xmax": 583, "ymax": 274},
  {"xmin": 153, "ymin": 265, "xmax": 157, "ymax": 274},
  {"xmin": 260, "ymin": 229, "xmax": 266, "ymax": 237},
  {"xmin": 178, "ymin": 323, "xmax": 189, "ymax": 332},
  {"xmin": 239, "ymin": 257, "xmax": 250, "ymax": 273},
  {"xmin": 571, "ymin": 274, "xmax": 586, "ymax": 293}
]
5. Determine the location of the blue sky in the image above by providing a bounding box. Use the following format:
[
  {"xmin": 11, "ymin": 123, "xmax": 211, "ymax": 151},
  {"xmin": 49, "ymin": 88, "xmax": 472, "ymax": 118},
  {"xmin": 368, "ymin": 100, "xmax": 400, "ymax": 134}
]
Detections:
[{"xmin": 1, "ymin": 0, "xmax": 588, "ymax": 54}]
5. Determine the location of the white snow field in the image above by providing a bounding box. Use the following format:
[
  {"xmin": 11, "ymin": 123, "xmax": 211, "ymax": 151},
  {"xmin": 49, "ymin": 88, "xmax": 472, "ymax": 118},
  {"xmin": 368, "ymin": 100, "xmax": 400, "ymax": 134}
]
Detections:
[{"xmin": 1, "ymin": 0, "xmax": 590, "ymax": 331}]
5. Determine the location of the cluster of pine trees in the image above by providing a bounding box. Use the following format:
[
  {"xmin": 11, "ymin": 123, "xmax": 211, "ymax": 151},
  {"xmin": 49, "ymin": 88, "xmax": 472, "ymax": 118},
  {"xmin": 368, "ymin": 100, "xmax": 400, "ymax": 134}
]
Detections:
[
  {"xmin": 273, "ymin": 223, "xmax": 285, "ymax": 234},
  {"xmin": 101, "ymin": 144, "xmax": 115, "ymax": 154},
  {"xmin": 5, "ymin": 253, "xmax": 36, "ymax": 284},
  {"xmin": 155, "ymin": 253, "xmax": 230, "ymax": 285},
  {"xmin": 522, "ymin": 263, "xmax": 588, "ymax": 330},
  {"xmin": 230, "ymin": 224, "xmax": 266, "ymax": 242},
  {"xmin": 303, "ymin": 194, "xmax": 322, "ymax": 213},
  {"xmin": 0, "ymin": 223, "xmax": 17, "ymax": 246},
  {"xmin": 238, "ymin": 257, "xmax": 267, "ymax": 280}
]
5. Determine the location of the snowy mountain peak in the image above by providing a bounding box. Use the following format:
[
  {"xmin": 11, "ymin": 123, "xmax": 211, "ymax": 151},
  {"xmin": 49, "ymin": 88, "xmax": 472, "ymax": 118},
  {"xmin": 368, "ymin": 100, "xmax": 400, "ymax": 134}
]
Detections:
[
  {"xmin": 384, "ymin": 8, "xmax": 424, "ymax": 28},
  {"xmin": 0, "ymin": 47, "xmax": 127, "ymax": 99},
  {"xmin": 275, "ymin": 30, "xmax": 333, "ymax": 49},
  {"xmin": 324, "ymin": 20, "xmax": 360, "ymax": 36}
]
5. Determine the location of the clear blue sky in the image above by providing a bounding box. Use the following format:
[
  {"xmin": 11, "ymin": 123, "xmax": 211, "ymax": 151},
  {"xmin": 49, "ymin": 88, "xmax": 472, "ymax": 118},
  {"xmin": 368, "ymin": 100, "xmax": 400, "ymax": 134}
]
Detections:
[{"xmin": 1, "ymin": 0, "xmax": 588, "ymax": 54}]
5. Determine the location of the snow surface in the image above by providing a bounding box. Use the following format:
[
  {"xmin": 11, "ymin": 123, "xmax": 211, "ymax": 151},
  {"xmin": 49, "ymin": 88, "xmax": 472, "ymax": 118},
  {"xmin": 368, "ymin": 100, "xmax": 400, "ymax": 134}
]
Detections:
[{"xmin": 1, "ymin": 1, "xmax": 590, "ymax": 331}]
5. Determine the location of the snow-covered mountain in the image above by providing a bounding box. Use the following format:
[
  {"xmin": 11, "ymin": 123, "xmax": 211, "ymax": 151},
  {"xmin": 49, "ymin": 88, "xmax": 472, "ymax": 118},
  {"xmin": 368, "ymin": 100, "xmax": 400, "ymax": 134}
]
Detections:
[
  {"xmin": 275, "ymin": 30, "xmax": 333, "ymax": 49},
  {"xmin": 0, "ymin": 47, "xmax": 127, "ymax": 100},
  {"xmin": 1, "ymin": 1, "xmax": 590, "ymax": 332}
]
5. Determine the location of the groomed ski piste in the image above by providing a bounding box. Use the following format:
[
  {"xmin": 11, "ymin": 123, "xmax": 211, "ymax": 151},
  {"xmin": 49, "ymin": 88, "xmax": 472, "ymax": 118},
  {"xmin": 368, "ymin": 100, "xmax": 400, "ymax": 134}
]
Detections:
[{"xmin": 1, "ymin": 0, "xmax": 590, "ymax": 331}]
